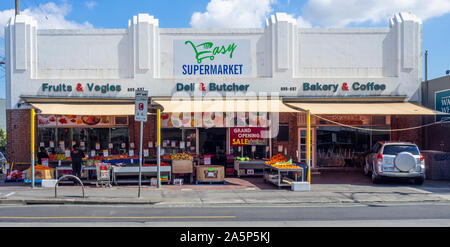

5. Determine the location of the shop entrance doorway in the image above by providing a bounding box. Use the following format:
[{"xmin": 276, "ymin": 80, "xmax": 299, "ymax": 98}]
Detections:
[
  {"xmin": 199, "ymin": 128, "xmax": 227, "ymax": 165},
  {"xmin": 315, "ymin": 126, "xmax": 390, "ymax": 168}
]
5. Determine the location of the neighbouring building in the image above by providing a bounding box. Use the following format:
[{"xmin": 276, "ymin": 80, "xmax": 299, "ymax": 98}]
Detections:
[{"xmin": 422, "ymin": 75, "xmax": 450, "ymax": 152}]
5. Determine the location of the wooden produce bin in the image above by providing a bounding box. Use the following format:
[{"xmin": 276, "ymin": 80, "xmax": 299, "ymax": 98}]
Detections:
[
  {"xmin": 196, "ymin": 165, "xmax": 224, "ymax": 182},
  {"xmin": 172, "ymin": 160, "xmax": 194, "ymax": 174}
]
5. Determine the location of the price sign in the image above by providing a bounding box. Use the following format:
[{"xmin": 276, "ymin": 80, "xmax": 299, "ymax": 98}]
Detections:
[
  {"xmin": 95, "ymin": 143, "xmax": 100, "ymax": 150},
  {"xmin": 65, "ymin": 150, "xmax": 71, "ymax": 158},
  {"xmin": 108, "ymin": 143, "xmax": 113, "ymax": 149},
  {"xmin": 144, "ymin": 149, "xmax": 149, "ymax": 157},
  {"xmin": 50, "ymin": 141, "xmax": 54, "ymax": 148},
  {"xmin": 129, "ymin": 149, "xmax": 135, "ymax": 157},
  {"xmin": 91, "ymin": 150, "xmax": 96, "ymax": 157},
  {"xmin": 42, "ymin": 158, "xmax": 49, "ymax": 167},
  {"xmin": 247, "ymin": 169, "xmax": 254, "ymax": 175},
  {"xmin": 135, "ymin": 90, "xmax": 148, "ymax": 122},
  {"xmin": 103, "ymin": 150, "xmax": 109, "ymax": 157},
  {"xmin": 148, "ymin": 141, "xmax": 153, "ymax": 148},
  {"xmin": 204, "ymin": 155, "xmax": 212, "ymax": 165}
]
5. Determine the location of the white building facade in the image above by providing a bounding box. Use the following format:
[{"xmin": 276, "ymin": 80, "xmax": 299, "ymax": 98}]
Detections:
[
  {"xmin": 4, "ymin": 12, "xmax": 423, "ymax": 108},
  {"xmin": 4, "ymin": 12, "xmax": 432, "ymax": 171}
]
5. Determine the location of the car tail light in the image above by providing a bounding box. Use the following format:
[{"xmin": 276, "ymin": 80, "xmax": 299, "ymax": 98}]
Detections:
[
  {"xmin": 377, "ymin": 153, "xmax": 383, "ymax": 161},
  {"xmin": 420, "ymin": 155, "xmax": 424, "ymax": 161}
]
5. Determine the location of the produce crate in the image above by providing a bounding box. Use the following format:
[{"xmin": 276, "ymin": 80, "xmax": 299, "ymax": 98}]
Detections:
[
  {"xmin": 172, "ymin": 160, "xmax": 194, "ymax": 174},
  {"xmin": 26, "ymin": 168, "xmax": 54, "ymax": 180},
  {"xmin": 196, "ymin": 165, "xmax": 224, "ymax": 182}
]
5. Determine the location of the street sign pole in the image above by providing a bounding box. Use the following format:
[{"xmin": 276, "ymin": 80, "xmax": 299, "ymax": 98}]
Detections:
[
  {"xmin": 138, "ymin": 121, "xmax": 143, "ymax": 197},
  {"xmin": 135, "ymin": 90, "xmax": 148, "ymax": 198}
]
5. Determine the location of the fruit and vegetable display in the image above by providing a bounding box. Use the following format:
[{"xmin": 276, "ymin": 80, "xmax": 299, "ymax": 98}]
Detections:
[
  {"xmin": 265, "ymin": 154, "xmax": 300, "ymax": 169},
  {"xmin": 171, "ymin": 153, "xmax": 194, "ymax": 160},
  {"xmin": 49, "ymin": 154, "xmax": 138, "ymax": 161},
  {"xmin": 265, "ymin": 154, "xmax": 287, "ymax": 165},
  {"xmin": 235, "ymin": 156, "xmax": 251, "ymax": 161},
  {"xmin": 49, "ymin": 154, "xmax": 71, "ymax": 161}
]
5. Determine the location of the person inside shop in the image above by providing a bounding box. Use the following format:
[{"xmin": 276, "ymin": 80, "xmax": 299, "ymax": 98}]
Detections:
[
  {"xmin": 37, "ymin": 147, "xmax": 49, "ymax": 165},
  {"xmin": 71, "ymin": 144, "xmax": 84, "ymax": 184}
]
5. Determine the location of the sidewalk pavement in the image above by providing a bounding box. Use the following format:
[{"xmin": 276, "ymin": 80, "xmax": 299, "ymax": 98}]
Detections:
[{"xmin": 1, "ymin": 175, "xmax": 449, "ymax": 206}]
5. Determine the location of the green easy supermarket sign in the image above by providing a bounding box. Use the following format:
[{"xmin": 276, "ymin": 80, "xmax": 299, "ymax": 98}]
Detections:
[
  {"xmin": 174, "ymin": 39, "xmax": 251, "ymax": 76},
  {"xmin": 184, "ymin": 40, "xmax": 237, "ymax": 64},
  {"xmin": 436, "ymin": 89, "xmax": 450, "ymax": 122}
]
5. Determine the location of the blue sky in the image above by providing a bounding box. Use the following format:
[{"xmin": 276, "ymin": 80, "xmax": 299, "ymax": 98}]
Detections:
[{"xmin": 0, "ymin": 0, "xmax": 450, "ymax": 98}]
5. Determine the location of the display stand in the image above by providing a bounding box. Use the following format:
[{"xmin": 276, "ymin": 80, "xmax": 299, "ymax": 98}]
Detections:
[
  {"xmin": 264, "ymin": 164, "xmax": 304, "ymax": 188},
  {"xmin": 234, "ymin": 160, "xmax": 268, "ymax": 177},
  {"xmin": 112, "ymin": 166, "xmax": 171, "ymax": 185}
]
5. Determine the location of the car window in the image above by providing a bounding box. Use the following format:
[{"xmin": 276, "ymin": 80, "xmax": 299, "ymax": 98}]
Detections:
[{"xmin": 382, "ymin": 145, "xmax": 420, "ymax": 155}]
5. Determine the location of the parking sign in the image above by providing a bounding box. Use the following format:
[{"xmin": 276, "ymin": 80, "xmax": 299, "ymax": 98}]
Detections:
[{"xmin": 135, "ymin": 90, "xmax": 148, "ymax": 122}]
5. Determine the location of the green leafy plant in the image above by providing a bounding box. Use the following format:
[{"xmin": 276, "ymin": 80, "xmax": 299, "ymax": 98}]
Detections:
[{"xmin": 0, "ymin": 128, "xmax": 6, "ymax": 147}]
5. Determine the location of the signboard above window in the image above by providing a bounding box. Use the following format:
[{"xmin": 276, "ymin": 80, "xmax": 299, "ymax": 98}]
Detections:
[{"xmin": 37, "ymin": 115, "xmax": 128, "ymax": 128}]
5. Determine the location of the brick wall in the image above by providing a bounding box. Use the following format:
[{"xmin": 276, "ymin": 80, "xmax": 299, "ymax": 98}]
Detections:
[
  {"xmin": 423, "ymin": 115, "xmax": 450, "ymax": 152},
  {"xmin": 390, "ymin": 115, "xmax": 423, "ymax": 148},
  {"xmin": 271, "ymin": 112, "xmax": 299, "ymax": 160},
  {"xmin": 6, "ymin": 109, "xmax": 37, "ymax": 169}
]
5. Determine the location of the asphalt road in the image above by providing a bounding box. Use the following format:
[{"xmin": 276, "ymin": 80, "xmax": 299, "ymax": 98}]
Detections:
[{"xmin": 1, "ymin": 203, "xmax": 450, "ymax": 226}]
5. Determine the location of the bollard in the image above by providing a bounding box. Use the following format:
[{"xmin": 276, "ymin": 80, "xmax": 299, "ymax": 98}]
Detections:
[{"xmin": 55, "ymin": 175, "xmax": 85, "ymax": 198}]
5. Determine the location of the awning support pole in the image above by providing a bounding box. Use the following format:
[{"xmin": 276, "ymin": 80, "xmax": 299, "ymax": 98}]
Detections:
[
  {"xmin": 31, "ymin": 109, "xmax": 35, "ymax": 188},
  {"xmin": 157, "ymin": 108, "xmax": 161, "ymax": 188},
  {"xmin": 306, "ymin": 109, "xmax": 311, "ymax": 184}
]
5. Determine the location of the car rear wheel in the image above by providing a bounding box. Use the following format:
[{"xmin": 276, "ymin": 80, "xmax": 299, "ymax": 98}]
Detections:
[{"xmin": 413, "ymin": 177, "xmax": 424, "ymax": 185}]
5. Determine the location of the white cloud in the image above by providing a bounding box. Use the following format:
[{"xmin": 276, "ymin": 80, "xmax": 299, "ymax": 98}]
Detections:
[
  {"xmin": 85, "ymin": 1, "xmax": 98, "ymax": 10},
  {"xmin": 191, "ymin": 0, "xmax": 450, "ymax": 29},
  {"xmin": 295, "ymin": 15, "xmax": 312, "ymax": 28},
  {"xmin": 0, "ymin": 2, "xmax": 93, "ymax": 38},
  {"xmin": 301, "ymin": 0, "xmax": 450, "ymax": 27},
  {"xmin": 190, "ymin": 0, "xmax": 276, "ymax": 28}
]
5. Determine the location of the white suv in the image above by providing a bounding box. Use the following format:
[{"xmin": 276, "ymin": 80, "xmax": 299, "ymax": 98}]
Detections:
[{"xmin": 364, "ymin": 142, "xmax": 425, "ymax": 185}]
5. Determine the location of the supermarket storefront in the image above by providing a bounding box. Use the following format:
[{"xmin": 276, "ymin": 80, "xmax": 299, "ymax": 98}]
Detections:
[{"xmin": 5, "ymin": 12, "xmax": 433, "ymax": 182}]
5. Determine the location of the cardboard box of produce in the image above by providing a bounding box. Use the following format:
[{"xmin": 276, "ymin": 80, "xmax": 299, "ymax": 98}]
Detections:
[
  {"xmin": 26, "ymin": 168, "xmax": 54, "ymax": 180},
  {"xmin": 172, "ymin": 160, "xmax": 193, "ymax": 173},
  {"xmin": 196, "ymin": 165, "xmax": 224, "ymax": 182}
]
